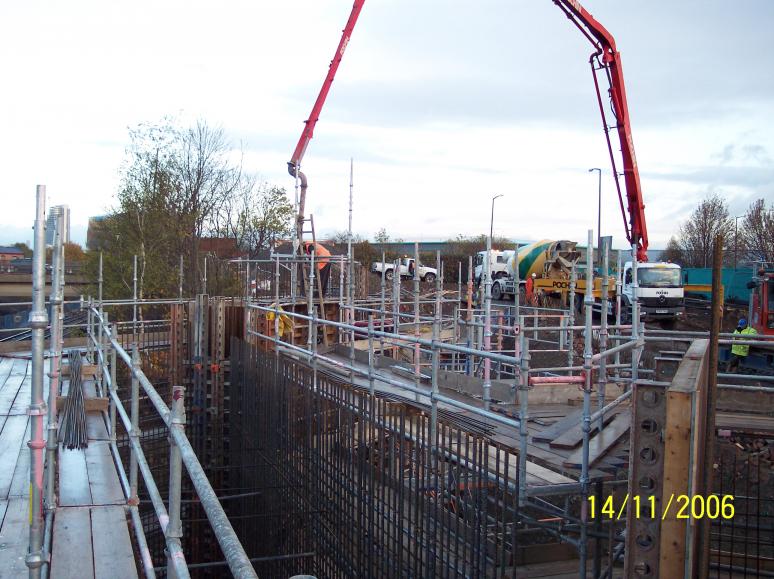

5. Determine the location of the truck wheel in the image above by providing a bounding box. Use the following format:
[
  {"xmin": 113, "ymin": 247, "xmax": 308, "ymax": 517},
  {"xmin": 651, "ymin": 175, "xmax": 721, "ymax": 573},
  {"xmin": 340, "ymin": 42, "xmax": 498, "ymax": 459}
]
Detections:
[
  {"xmin": 492, "ymin": 283, "xmax": 503, "ymax": 301},
  {"xmin": 423, "ymin": 273, "xmax": 436, "ymax": 283},
  {"xmin": 384, "ymin": 269, "xmax": 394, "ymax": 281}
]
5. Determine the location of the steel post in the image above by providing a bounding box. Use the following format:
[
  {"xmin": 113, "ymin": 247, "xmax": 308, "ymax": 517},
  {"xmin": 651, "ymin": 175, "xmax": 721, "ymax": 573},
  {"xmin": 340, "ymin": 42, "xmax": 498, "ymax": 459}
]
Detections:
[
  {"xmin": 379, "ymin": 251, "xmax": 386, "ymax": 352},
  {"xmin": 44, "ymin": 217, "xmax": 62, "ymax": 511},
  {"xmin": 27, "ymin": 185, "xmax": 48, "ymax": 578},
  {"xmin": 597, "ymin": 237, "xmax": 610, "ymax": 430},
  {"xmin": 630, "ymin": 243, "xmax": 641, "ymax": 386},
  {"xmin": 110, "ymin": 323, "xmax": 118, "ymax": 442},
  {"xmin": 579, "ymin": 229, "xmax": 594, "ymax": 579},
  {"xmin": 614, "ymin": 251, "xmax": 622, "ymax": 381},
  {"xmin": 413, "ymin": 242, "xmax": 421, "ymax": 402},
  {"xmin": 167, "ymin": 384, "xmax": 186, "ymax": 578},
  {"xmin": 430, "ymin": 251, "xmax": 441, "ymax": 449},
  {"xmin": 568, "ymin": 261, "xmax": 576, "ymax": 373},
  {"xmin": 129, "ymin": 345, "xmax": 141, "ymax": 503},
  {"xmin": 518, "ymin": 315, "xmax": 530, "ymax": 506},
  {"xmin": 483, "ymin": 233, "xmax": 492, "ymax": 409}
]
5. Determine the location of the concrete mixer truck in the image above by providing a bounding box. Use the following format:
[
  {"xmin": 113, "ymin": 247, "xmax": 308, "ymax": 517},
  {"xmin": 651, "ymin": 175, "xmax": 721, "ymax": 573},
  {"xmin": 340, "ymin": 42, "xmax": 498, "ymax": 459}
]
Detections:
[{"xmin": 489, "ymin": 239, "xmax": 685, "ymax": 324}]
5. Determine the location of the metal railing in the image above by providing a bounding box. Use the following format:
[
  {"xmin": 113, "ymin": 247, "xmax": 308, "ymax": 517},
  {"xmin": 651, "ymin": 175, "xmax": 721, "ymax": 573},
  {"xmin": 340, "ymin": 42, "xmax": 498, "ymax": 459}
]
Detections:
[{"xmin": 87, "ymin": 307, "xmax": 257, "ymax": 579}]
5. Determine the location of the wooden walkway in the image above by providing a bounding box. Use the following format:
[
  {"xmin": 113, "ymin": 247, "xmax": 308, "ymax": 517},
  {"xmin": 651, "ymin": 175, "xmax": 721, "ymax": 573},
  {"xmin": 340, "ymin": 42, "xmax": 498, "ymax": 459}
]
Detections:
[{"xmin": 0, "ymin": 356, "xmax": 138, "ymax": 579}]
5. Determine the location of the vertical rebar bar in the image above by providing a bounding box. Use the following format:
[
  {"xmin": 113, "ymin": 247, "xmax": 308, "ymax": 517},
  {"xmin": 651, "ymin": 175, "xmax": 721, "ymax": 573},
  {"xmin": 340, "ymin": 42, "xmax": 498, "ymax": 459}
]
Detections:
[
  {"xmin": 27, "ymin": 185, "xmax": 48, "ymax": 578},
  {"xmin": 167, "ymin": 384, "xmax": 186, "ymax": 578}
]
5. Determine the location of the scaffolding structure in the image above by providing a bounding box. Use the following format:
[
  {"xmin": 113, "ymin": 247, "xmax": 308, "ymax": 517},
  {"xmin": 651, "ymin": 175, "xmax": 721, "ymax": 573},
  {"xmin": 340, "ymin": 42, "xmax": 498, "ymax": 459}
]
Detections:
[{"xmin": 19, "ymin": 193, "xmax": 774, "ymax": 577}]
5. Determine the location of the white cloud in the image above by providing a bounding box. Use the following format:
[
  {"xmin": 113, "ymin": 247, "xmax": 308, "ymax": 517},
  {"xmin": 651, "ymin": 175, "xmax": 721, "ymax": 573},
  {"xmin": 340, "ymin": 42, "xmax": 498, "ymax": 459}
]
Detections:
[{"xmin": 0, "ymin": 0, "xmax": 771, "ymax": 251}]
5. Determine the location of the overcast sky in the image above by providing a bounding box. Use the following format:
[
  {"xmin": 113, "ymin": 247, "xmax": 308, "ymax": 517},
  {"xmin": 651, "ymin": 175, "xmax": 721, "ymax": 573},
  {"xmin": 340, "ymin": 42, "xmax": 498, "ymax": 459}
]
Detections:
[{"xmin": 1, "ymin": 0, "xmax": 772, "ymax": 250}]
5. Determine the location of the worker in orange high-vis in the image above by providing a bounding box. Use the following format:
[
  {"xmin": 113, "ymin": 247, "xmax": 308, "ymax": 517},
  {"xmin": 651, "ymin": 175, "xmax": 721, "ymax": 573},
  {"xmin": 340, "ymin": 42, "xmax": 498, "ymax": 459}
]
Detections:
[{"xmin": 304, "ymin": 241, "xmax": 332, "ymax": 296}]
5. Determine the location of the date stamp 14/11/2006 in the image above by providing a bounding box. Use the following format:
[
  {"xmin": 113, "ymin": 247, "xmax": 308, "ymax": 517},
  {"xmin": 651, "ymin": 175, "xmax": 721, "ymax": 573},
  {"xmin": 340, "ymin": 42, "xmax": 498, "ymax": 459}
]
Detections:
[{"xmin": 588, "ymin": 494, "xmax": 735, "ymax": 521}]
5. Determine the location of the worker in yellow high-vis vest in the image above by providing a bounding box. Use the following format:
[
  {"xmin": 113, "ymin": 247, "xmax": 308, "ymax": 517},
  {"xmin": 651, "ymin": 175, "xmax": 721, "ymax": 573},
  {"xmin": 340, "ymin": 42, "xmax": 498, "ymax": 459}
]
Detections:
[{"xmin": 726, "ymin": 318, "xmax": 757, "ymax": 373}]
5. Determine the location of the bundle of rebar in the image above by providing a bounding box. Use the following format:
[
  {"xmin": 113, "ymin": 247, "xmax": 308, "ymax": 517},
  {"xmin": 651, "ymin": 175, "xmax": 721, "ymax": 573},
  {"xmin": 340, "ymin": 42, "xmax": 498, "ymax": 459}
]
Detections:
[{"xmin": 59, "ymin": 351, "xmax": 88, "ymax": 450}]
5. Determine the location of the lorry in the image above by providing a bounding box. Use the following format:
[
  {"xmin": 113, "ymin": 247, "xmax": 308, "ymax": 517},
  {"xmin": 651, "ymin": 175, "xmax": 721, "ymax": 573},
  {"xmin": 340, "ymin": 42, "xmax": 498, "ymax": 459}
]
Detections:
[
  {"xmin": 474, "ymin": 250, "xmax": 514, "ymax": 285},
  {"xmin": 371, "ymin": 257, "xmax": 437, "ymax": 282},
  {"xmin": 488, "ymin": 239, "xmax": 685, "ymax": 324},
  {"xmin": 620, "ymin": 260, "xmax": 684, "ymax": 323}
]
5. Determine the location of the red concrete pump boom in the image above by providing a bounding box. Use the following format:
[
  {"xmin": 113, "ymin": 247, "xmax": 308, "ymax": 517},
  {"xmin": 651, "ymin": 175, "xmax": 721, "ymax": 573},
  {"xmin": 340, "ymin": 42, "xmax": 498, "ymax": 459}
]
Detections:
[
  {"xmin": 552, "ymin": 0, "xmax": 649, "ymax": 261},
  {"xmin": 287, "ymin": 0, "xmax": 649, "ymax": 261},
  {"xmin": 287, "ymin": 0, "xmax": 366, "ymax": 243}
]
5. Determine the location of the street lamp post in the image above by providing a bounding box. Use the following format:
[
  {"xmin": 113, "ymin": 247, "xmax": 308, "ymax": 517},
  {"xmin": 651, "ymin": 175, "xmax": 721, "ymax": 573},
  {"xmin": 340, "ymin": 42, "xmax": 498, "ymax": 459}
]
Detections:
[
  {"xmin": 589, "ymin": 168, "xmax": 602, "ymax": 264},
  {"xmin": 490, "ymin": 194, "xmax": 503, "ymax": 242}
]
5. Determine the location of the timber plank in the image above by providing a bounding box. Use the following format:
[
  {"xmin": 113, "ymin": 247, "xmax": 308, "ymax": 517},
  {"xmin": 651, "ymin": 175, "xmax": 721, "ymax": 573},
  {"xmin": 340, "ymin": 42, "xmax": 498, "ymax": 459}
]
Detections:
[
  {"xmin": 0, "ymin": 416, "xmax": 29, "ymax": 500},
  {"xmin": 0, "ymin": 359, "xmax": 14, "ymax": 391},
  {"xmin": 85, "ymin": 442, "xmax": 124, "ymax": 505},
  {"xmin": 548, "ymin": 411, "xmax": 618, "ymax": 450},
  {"xmin": 0, "ymin": 361, "xmax": 27, "ymax": 415},
  {"xmin": 86, "ymin": 413, "xmax": 110, "ymax": 441},
  {"xmin": 532, "ymin": 410, "xmax": 583, "ymax": 443},
  {"xmin": 8, "ymin": 419, "xmax": 31, "ymax": 498},
  {"xmin": 562, "ymin": 412, "xmax": 631, "ymax": 469},
  {"xmin": 0, "ymin": 497, "xmax": 30, "ymax": 578},
  {"xmin": 58, "ymin": 449, "xmax": 92, "ymax": 506},
  {"xmin": 91, "ymin": 506, "xmax": 137, "ymax": 579},
  {"xmin": 50, "ymin": 507, "xmax": 95, "ymax": 579}
]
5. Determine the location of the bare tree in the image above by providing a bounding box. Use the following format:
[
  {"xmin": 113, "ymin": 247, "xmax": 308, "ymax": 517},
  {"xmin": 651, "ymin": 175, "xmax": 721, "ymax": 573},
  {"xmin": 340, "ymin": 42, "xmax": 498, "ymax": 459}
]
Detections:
[
  {"xmin": 216, "ymin": 176, "xmax": 294, "ymax": 257},
  {"xmin": 661, "ymin": 236, "xmax": 684, "ymax": 264},
  {"xmin": 678, "ymin": 194, "xmax": 733, "ymax": 268},
  {"xmin": 177, "ymin": 120, "xmax": 241, "ymax": 292},
  {"xmin": 740, "ymin": 198, "xmax": 774, "ymax": 264}
]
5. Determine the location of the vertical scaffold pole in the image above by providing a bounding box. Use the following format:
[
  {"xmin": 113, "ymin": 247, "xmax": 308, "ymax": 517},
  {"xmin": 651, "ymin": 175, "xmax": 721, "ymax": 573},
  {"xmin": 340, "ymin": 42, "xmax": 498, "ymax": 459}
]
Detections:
[
  {"xmin": 97, "ymin": 252, "xmax": 104, "ymax": 395},
  {"xmin": 45, "ymin": 216, "xmax": 63, "ymax": 511},
  {"xmin": 110, "ymin": 322, "xmax": 118, "ymax": 442},
  {"xmin": 567, "ymin": 261, "xmax": 577, "ymax": 373},
  {"xmin": 27, "ymin": 185, "xmax": 48, "ymax": 578},
  {"xmin": 132, "ymin": 254, "xmax": 138, "ymax": 343},
  {"xmin": 413, "ymin": 243, "xmax": 421, "ymax": 402},
  {"xmin": 129, "ymin": 345, "xmax": 141, "ymax": 503},
  {"xmin": 579, "ymin": 229, "xmax": 594, "ymax": 579},
  {"xmin": 483, "ymin": 232, "xmax": 492, "ymax": 410},
  {"xmin": 466, "ymin": 255, "xmax": 473, "ymax": 376},
  {"xmin": 518, "ymin": 315, "xmax": 530, "ymax": 506},
  {"xmin": 598, "ymin": 237, "xmax": 610, "ymax": 431},
  {"xmin": 614, "ymin": 250, "xmax": 622, "ymax": 382},
  {"xmin": 379, "ymin": 251, "xmax": 386, "ymax": 353},
  {"xmin": 167, "ymin": 384, "xmax": 186, "ymax": 578}
]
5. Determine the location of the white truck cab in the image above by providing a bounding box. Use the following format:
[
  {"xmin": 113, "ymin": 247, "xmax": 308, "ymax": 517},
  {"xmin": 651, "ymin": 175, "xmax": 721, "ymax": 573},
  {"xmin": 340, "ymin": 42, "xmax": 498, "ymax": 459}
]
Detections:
[
  {"xmin": 622, "ymin": 261, "xmax": 684, "ymax": 321},
  {"xmin": 474, "ymin": 250, "xmax": 514, "ymax": 285}
]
